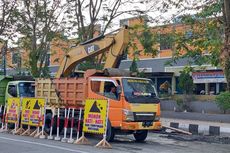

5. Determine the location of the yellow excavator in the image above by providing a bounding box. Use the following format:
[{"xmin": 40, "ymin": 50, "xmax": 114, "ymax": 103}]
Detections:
[{"xmin": 56, "ymin": 26, "xmax": 129, "ymax": 78}]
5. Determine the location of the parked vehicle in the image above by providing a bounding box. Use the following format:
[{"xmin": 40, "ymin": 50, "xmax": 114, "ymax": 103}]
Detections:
[
  {"xmin": 36, "ymin": 26, "xmax": 161, "ymax": 142},
  {"xmin": 0, "ymin": 75, "xmax": 35, "ymax": 118}
]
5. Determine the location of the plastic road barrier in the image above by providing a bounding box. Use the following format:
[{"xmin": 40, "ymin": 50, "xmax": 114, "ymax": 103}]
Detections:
[
  {"xmin": 61, "ymin": 108, "xmax": 70, "ymax": 142},
  {"xmin": 68, "ymin": 108, "xmax": 75, "ymax": 143},
  {"xmin": 54, "ymin": 108, "xmax": 61, "ymax": 141}
]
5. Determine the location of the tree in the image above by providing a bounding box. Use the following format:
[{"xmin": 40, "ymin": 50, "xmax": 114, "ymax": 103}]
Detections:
[
  {"xmin": 178, "ymin": 67, "xmax": 194, "ymax": 94},
  {"xmin": 65, "ymin": 0, "xmax": 121, "ymax": 42},
  {"xmin": 66, "ymin": 0, "xmax": 154, "ymax": 42},
  {"xmin": 0, "ymin": 0, "xmax": 17, "ymax": 36},
  {"xmin": 130, "ymin": 57, "xmax": 138, "ymax": 73},
  {"xmin": 0, "ymin": 0, "xmax": 17, "ymax": 74},
  {"xmin": 222, "ymin": 0, "xmax": 230, "ymax": 91},
  {"xmin": 138, "ymin": 23, "xmax": 159, "ymax": 57},
  {"xmin": 216, "ymin": 91, "xmax": 230, "ymax": 113},
  {"xmin": 14, "ymin": 0, "xmax": 67, "ymax": 77},
  {"xmin": 158, "ymin": 0, "xmax": 230, "ymax": 91}
]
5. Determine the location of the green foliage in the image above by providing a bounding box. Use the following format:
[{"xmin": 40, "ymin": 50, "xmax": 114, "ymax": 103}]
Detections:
[
  {"xmin": 175, "ymin": 98, "xmax": 186, "ymax": 111},
  {"xmin": 216, "ymin": 92, "xmax": 230, "ymax": 113},
  {"xmin": 138, "ymin": 23, "xmax": 158, "ymax": 57},
  {"xmin": 78, "ymin": 59, "xmax": 103, "ymax": 71},
  {"xmin": 128, "ymin": 22, "xmax": 159, "ymax": 58},
  {"xmin": 13, "ymin": 1, "xmax": 66, "ymax": 78},
  {"xmin": 137, "ymin": 71, "xmax": 145, "ymax": 78},
  {"xmin": 130, "ymin": 58, "xmax": 138, "ymax": 73},
  {"xmin": 178, "ymin": 67, "xmax": 194, "ymax": 94},
  {"xmin": 129, "ymin": 50, "xmax": 146, "ymax": 78},
  {"xmin": 166, "ymin": 0, "xmax": 230, "ymax": 90},
  {"xmin": 166, "ymin": 1, "xmax": 223, "ymax": 64}
]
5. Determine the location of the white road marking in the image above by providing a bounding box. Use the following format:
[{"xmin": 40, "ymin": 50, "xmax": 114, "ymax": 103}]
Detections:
[{"xmin": 0, "ymin": 136, "xmax": 89, "ymax": 153}]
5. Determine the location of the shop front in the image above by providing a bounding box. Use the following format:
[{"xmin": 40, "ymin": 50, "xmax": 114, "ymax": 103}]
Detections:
[{"xmin": 192, "ymin": 70, "xmax": 227, "ymax": 95}]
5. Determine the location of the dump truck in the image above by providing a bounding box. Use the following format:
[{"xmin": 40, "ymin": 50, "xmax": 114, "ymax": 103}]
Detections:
[
  {"xmin": 36, "ymin": 26, "xmax": 162, "ymax": 142},
  {"xmin": 0, "ymin": 75, "xmax": 35, "ymax": 118}
]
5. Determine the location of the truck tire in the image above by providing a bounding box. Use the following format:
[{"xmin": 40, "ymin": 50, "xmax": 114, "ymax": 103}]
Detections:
[
  {"xmin": 133, "ymin": 130, "xmax": 148, "ymax": 142},
  {"xmin": 106, "ymin": 120, "xmax": 115, "ymax": 142},
  {"xmin": 44, "ymin": 113, "xmax": 52, "ymax": 134},
  {"xmin": 44, "ymin": 114, "xmax": 64, "ymax": 134}
]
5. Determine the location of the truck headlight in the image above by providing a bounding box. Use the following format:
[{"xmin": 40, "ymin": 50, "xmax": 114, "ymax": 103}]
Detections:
[{"xmin": 123, "ymin": 109, "xmax": 134, "ymax": 121}]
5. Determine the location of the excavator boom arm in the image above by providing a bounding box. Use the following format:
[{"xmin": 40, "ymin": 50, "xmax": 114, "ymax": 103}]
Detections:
[{"xmin": 56, "ymin": 26, "xmax": 129, "ymax": 78}]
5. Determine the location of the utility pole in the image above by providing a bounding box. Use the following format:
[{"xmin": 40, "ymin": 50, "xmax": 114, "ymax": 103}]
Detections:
[{"xmin": 3, "ymin": 40, "xmax": 7, "ymax": 76}]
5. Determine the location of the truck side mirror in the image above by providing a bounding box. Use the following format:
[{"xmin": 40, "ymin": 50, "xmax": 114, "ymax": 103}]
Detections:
[{"xmin": 116, "ymin": 85, "xmax": 122, "ymax": 94}]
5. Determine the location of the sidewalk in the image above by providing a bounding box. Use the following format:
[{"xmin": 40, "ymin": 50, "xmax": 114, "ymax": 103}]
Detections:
[{"xmin": 161, "ymin": 111, "xmax": 230, "ymax": 136}]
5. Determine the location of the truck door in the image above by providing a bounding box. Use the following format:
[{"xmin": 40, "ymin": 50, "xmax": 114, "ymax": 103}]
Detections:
[{"xmin": 89, "ymin": 78, "xmax": 122, "ymax": 127}]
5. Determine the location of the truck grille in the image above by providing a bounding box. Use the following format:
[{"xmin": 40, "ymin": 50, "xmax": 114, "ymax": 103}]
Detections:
[{"xmin": 133, "ymin": 112, "xmax": 155, "ymax": 122}]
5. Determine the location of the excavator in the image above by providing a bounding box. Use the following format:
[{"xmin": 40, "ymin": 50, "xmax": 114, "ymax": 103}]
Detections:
[
  {"xmin": 36, "ymin": 26, "xmax": 161, "ymax": 142},
  {"xmin": 56, "ymin": 25, "xmax": 129, "ymax": 78}
]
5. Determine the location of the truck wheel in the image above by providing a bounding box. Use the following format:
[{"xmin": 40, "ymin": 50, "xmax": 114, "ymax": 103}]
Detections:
[
  {"xmin": 44, "ymin": 114, "xmax": 64, "ymax": 134},
  {"xmin": 53, "ymin": 116, "xmax": 64, "ymax": 134},
  {"xmin": 133, "ymin": 130, "xmax": 148, "ymax": 142},
  {"xmin": 44, "ymin": 113, "xmax": 52, "ymax": 134},
  {"xmin": 106, "ymin": 120, "xmax": 115, "ymax": 142}
]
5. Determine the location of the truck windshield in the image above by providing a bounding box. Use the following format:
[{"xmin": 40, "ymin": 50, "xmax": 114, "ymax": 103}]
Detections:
[
  {"xmin": 122, "ymin": 78, "xmax": 159, "ymax": 103},
  {"xmin": 18, "ymin": 82, "xmax": 35, "ymax": 97}
]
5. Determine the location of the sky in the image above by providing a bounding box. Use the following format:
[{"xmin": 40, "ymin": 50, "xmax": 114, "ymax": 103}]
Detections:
[{"xmin": 1, "ymin": 0, "xmax": 206, "ymax": 47}]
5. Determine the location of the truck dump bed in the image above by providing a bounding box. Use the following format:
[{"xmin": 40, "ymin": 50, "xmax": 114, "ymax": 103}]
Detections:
[{"xmin": 35, "ymin": 78, "xmax": 87, "ymax": 108}]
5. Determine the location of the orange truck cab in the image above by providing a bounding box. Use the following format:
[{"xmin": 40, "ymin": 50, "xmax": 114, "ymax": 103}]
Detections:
[
  {"xmin": 88, "ymin": 76, "xmax": 161, "ymax": 141},
  {"xmin": 36, "ymin": 69, "xmax": 161, "ymax": 142}
]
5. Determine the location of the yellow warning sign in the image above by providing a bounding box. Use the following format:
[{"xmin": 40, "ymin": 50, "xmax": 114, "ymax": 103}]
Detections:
[
  {"xmin": 83, "ymin": 99, "xmax": 108, "ymax": 134},
  {"xmin": 6, "ymin": 98, "xmax": 20, "ymax": 123},
  {"xmin": 21, "ymin": 98, "xmax": 45, "ymax": 126}
]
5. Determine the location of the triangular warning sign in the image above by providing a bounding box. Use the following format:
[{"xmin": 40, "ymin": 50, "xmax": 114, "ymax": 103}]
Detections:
[
  {"xmin": 33, "ymin": 100, "xmax": 40, "ymax": 109},
  {"xmin": 89, "ymin": 101, "xmax": 101, "ymax": 113}
]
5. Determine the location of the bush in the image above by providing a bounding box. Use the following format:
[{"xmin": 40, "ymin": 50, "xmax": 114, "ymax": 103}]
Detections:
[
  {"xmin": 175, "ymin": 97, "xmax": 192, "ymax": 112},
  {"xmin": 215, "ymin": 92, "xmax": 230, "ymax": 114},
  {"xmin": 178, "ymin": 70, "xmax": 194, "ymax": 94}
]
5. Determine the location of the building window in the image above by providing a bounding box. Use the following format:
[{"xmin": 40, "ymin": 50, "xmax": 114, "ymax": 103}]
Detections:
[{"xmin": 160, "ymin": 34, "xmax": 172, "ymax": 50}]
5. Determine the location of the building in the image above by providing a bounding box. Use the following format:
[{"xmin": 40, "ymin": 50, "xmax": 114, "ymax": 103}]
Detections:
[
  {"xmin": 1, "ymin": 17, "xmax": 227, "ymax": 95},
  {"xmin": 119, "ymin": 16, "xmax": 227, "ymax": 95}
]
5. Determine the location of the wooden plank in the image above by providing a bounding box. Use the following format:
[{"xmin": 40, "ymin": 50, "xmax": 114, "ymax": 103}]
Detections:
[{"xmin": 163, "ymin": 125, "xmax": 192, "ymax": 135}]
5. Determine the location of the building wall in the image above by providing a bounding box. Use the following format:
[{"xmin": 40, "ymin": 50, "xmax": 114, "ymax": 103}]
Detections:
[{"xmin": 121, "ymin": 16, "xmax": 191, "ymax": 60}]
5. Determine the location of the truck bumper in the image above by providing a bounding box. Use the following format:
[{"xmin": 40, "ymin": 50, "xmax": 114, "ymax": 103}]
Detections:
[{"xmin": 121, "ymin": 121, "xmax": 162, "ymax": 131}]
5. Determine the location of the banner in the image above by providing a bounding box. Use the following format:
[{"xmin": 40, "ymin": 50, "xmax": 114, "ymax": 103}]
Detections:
[
  {"xmin": 83, "ymin": 99, "xmax": 107, "ymax": 134},
  {"xmin": 21, "ymin": 98, "xmax": 45, "ymax": 126},
  {"xmin": 192, "ymin": 71, "xmax": 227, "ymax": 83},
  {"xmin": 6, "ymin": 98, "xmax": 20, "ymax": 123}
]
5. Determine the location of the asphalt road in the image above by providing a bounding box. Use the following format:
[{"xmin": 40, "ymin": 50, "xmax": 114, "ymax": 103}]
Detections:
[{"xmin": 0, "ymin": 132, "xmax": 230, "ymax": 153}]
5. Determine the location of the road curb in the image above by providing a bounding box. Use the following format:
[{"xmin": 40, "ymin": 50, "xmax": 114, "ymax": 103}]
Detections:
[{"xmin": 163, "ymin": 120, "xmax": 230, "ymax": 136}]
